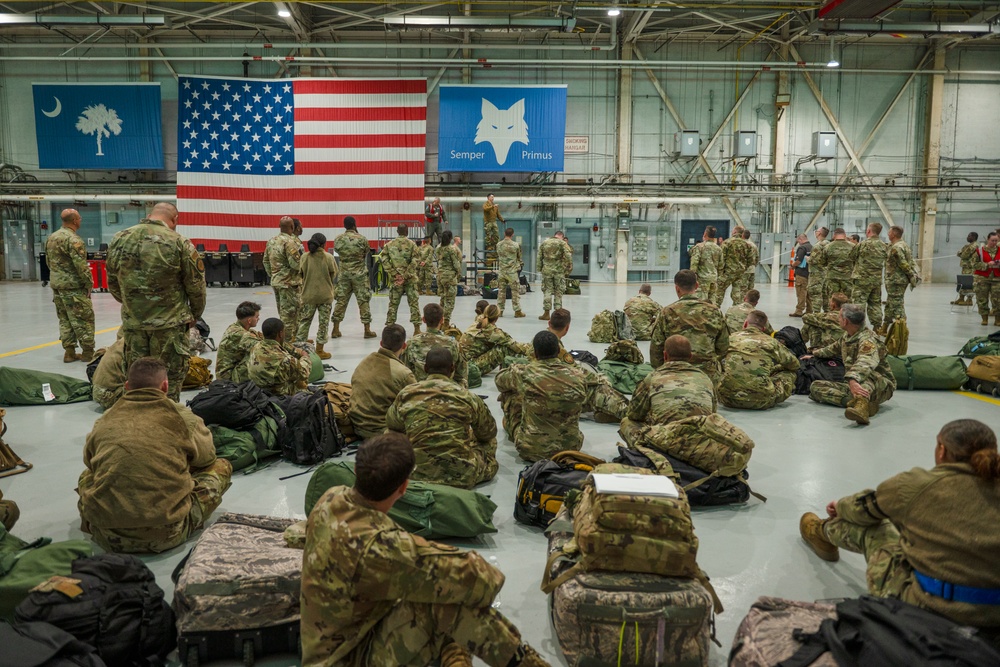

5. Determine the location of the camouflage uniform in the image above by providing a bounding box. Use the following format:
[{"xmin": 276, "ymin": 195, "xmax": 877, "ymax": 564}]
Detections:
[
  {"xmin": 741, "ymin": 240, "xmax": 759, "ymax": 295},
  {"xmin": 349, "ymin": 348, "xmax": 416, "ymax": 439},
  {"xmin": 0, "ymin": 489, "xmax": 17, "ymax": 532},
  {"xmin": 436, "ymin": 244, "xmax": 463, "ymax": 323},
  {"xmin": 301, "ymin": 486, "xmax": 524, "ymax": 667},
  {"xmin": 801, "ymin": 311, "xmax": 844, "ymax": 350},
  {"xmin": 91, "ymin": 339, "xmax": 126, "ymax": 410},
  {"xmin": 619, "ymin": 361, "xmax": 715, "ymax": 446},
  {"xmin": 956, "ymin": 242, "xmax": 979, "ymax": 301},
  {"xmin": 529, "ymin": 339, "xmax": 628, "ymax": 421},
  {"xmin": 331, "ymin": 229, "xmax": 373, "ymax": 326},
  {"xmin": 809, "ymin": 328, "xmax": 895, "ymax": 410},
  {"xmin": 297, "ymin": 250, "xmax": 338, "ymax": 345},
  {"xmin": 107, "ymin": 218, "xmax": 207, "ymax": 402},
  {"xmin": 386, "ymin": 375, "xmax": 498, "ymax": 489},
  {"xmin": 247, "ymin": 338, "xmax": 311, "ymax": 396},
  {"xmin": 77, "ymin": 386, "xmax": 232, "ymax": 553},
  {"xmin": 648, "ymin": 295, "xmax": 729, "ymax": 384},
  {"xmin": 689, "ymin": 240, "xmax": 723, "ymax": 303},
  {"xmin": 216, "ymin": 322, "xmax": 262, "ymax": 383},
  {"xmin": 495, "ymin": 358, "xmax": 594, "ymax": 462},
  {"xmin": 623, "ymin": 294, "xmax": 662, "ymax": 341},
  {"xmin": 416, "ymin": 243, "xmax": 435, "ymax": 294},
  {"xmin": 724, "ymin": 302, "xmax": 774, "ymax": 335},
  {"xmin": 381, "ymin": 236, "xmax": 421, "ymax": 327},
  {"xmin": 717, "ymin": 236, "xmax": 753, "ymax": 306},
  {"xmin": 849, "ymin": 237, "xmax": 888, "ymax": 330},
  {"xmin": 45, "ymin": 226, "xmax": 95, "ymax": 354},
  {"xmin": 460, "ymin": 323, "xmax": 532, "ymax": 375},
  {"xmin": 718, "ymin": 327, "xmax": 799, "ymax": 410},
  {"xmin": 482, "ymin": 200, "xmax": 504, "ymax": 259},
  {"xmin": 403, "ymin": 328, "xmax": 468, "ymax": 388},
  {"xmin": 808, "ymin": 239, "xmax": 830, "ymax": 312},
  {"xmin": 265, "ymin": 232, "xmax": 304, "ymax": 340},
  {"xmin": 972, "ymin": 246, "xmax": 1000, "ymax": 320},
  {"xmin": 537, "ymin": 237, "xmax": 573, "ymax": 312},
  {"xmin": 821, "ymin": 464, "xmax": 1000, "ymax": 632},
  {"xmin": 495, "ymin": 237, "xmax": 524, "ymax": 315},
  {"xmin": 884, "ymin": 239, "xmax": 918, "ymax": 325},
  {"xmin": 823, "ymin": 239, "xmax": 856, "ymax": 304}
]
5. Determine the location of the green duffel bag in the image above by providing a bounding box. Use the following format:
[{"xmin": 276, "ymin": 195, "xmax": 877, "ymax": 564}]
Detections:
[
  {"xmin": 467, "ymin": 362, "xmax": 482, "ymax": 389},
  {"xmin": 210, "ymin": 414, "xmax": 283, "ymax": 473},
  {"xmin": 0, "ymin": 524, "xmax": 94, "ymax": 620},
  {"xmin": 596, "ymin": 359, "xmax": 655, "ymax": 395},
  {"xmin": 308, "ymin": 351, "xmax": 324, "ymax": 383},
  {"xmin": 0, "ymin": 367, "xmax": 92, "ymax": 406},
  {"xmin": 304, "ymin": 461, "xmax": 498, "ymax": 539},
  {"xmin": 958, "ymin": 333, "xmax": 1000, "ymax": 359},
  {"xmin": 887, "ymin": 355, "xmax": 968, "ymax": 391}
]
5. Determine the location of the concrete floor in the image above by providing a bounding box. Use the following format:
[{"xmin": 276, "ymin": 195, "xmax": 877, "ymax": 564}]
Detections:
[{"xmin": 0, "ymin": 278, "xmax": 996, "ymax": 667}]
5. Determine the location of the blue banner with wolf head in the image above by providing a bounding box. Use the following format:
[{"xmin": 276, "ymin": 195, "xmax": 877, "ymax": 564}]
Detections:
[
  {"xmin": 32, "ymin": 83, "xmax": 163, "ymax": 170},
  {"xmin": 437, "ymin": 85, "xmax": 567, "ymax": 172}
]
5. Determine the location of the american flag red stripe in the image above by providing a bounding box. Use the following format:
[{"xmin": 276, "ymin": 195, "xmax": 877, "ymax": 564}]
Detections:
[{"xmin": 176, "ymin": 76, "xmax": 426, "ymax": 253}]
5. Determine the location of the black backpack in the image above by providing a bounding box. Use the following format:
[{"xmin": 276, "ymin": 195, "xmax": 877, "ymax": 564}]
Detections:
[
  {"xmin": 514, "ymin": 457, "xmax": 595, "ymax": 528},
  {"xmin": 569, "ymin": 350, "xmax": 600, "ymax": 367},
  {"xmin": 14, "ymin": 554, "xmax": 176, "ymax": 666},
  {"xmin": 775, "ymin": 326, "xmax": 807, "ymax": 358},
  {"xmin": 0, "ymin": 620, "xmax": 106, "ymax": 667},
  {"xmin": 795, "ymin": 357, "xmax": 846, "ymax": 395},
  {"xmin": 783, "ymin": 595, "xmax": 1000, "ymax": 667},
  {"xmin": 187, "ymin": 381, "xmax": 283, "ymax": 430},
  {"xmin": 272, "ymin": 388, "xmax": 343, "ymax": 465},
  {"xmin": 612, "ymin": 446, "xmax": 751, "ymax": 506}
]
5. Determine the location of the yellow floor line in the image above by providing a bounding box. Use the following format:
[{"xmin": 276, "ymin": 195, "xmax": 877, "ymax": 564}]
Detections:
[
  {"xmin": 0, "ymin": 326, "xmax": 120, "ymax": 359},
  {"xmin": 953, "ymin": 390, "xmax": 1000, "ymax": 407}
]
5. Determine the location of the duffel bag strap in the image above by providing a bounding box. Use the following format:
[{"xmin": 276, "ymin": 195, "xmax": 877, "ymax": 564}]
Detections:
[
  {"xmin": 694, "ymin": 567, "xmax": 725, "ymax": 617},
  {"xmin": 681, "ymin": 470, "xmax": 719, "ymax": 492},
  {"xmin": 540, "ymin": 550, "xmax": 581, "ymax": 594},
  {"xmin": 903, "ymin": 357, "xmax": 916, "ymax": 391},
  {"xmin": 551, "ymin": 450, "xmax": 604, "ymax": 469},
  {"xmin": 738, "ymin": 472, "xmax": 768, "ymax": 503}
]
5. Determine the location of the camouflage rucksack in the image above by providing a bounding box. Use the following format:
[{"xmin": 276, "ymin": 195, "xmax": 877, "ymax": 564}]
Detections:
[
  {"xmin": 884, "ymin": 318, "xmax": 909, "ymax": 356},
  {"xmin": 587, "ymin": 310, "xmax": 616, "ymax": 343},
  {"xmin": 182, "ymin": 356, "xmax": 213, "ymax": 390},
  {"xmin": 321, "ymin": 382, "xmax": 355, "ymax": 440},
  {"xmin": 603, "ymin": 339, "xmax": 644, "ymax": 365},
  {"xmin": 639, "ymin": 413, "xmax": 755, "ymax": 478}
]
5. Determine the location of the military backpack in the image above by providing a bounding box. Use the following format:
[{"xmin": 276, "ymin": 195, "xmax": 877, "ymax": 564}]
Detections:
[
  {"xmin": 884, "ymin": 317, "xmax": 909, "ymax": 356},
  {"xmin": 613, "ymin": 445, "xmax": 751, "ymax": 507},
  {"xmin": 271, "ymin": 388, "xmax": 343, "ymax": 465},
  {"xmin": 958, "ymin": 331, "xmax": 1000, "ymax": 358},
  {"xmin": 513, "ymin": 451, "xmax": 603, "ymax": 529}
]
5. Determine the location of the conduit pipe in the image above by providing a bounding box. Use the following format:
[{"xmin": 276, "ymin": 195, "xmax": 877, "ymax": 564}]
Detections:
[{"xmin": 0, "ymin": 194, "xmax": 714, "ymax": 205}]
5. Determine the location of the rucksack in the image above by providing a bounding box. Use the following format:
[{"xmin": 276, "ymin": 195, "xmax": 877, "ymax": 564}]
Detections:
[
  {"xmin": 884, "ymin": 318, "xmax": 909, "ymax": 356},
  {"xmin": 958, "ymin": 331, "xmax": 1000, "ymax": 359},
  {"xmin": 0, "ymin": 620, "xmax": 107, "ymax": 667},
  {"xmin": 774, "ymin": 326, "xmax": 807, "ymax": 358},
  {"xmin": 783, "ymin": 596, "xmax": 1000, "ymax": 667},
  {"xmin": 14, "ymin": 553, "xmax": 176, "ymax": 666},
  {"xmin": 84, "ymin": 351, "xmax": 105, "ymax": 385},
  {"xmin": 568, "ymin": 350, "xmax": 599, "ymax": 367},
  {"xmin": 0, "ymin": 409, "xmax": 32, "ymax": 480},
  {"xmin": 181, "ymin": 357, "xmax": 213, "ymax": 390},
  {"xmin": 467, "ymin": 361, "xmax": 483, "ymax": 389},
  {"xmin": 209, "ymin": 414, "xmax": 283, "ymax": 473},
  {"xmin": 795, "ymin": 357, "xmax": 846, "ymax": 395},
  {"xmin": 187, "ymin": 381, "xmax": 283, "ymax": 430},
  {"xmin": 319, "ymin": 382, "xmax": 355, "ymax": 440},
  {"xmin": 613, "ymin": 446, "xmax": 751, "ymax": 507},
  {"xmin": 612, "ymin": 310, "xmax": 634, "ymax": 340},
  {"xmin": 272, "ymin": 388, "xmax": 343, "ymax": 465},
  {"xmin": 187, "ymin": 319, "xmax": 216, "ymax": 354},
  {"xmin": 514, "ymin": 451, "xmax": 603, "ymax": 529},
  {"xmin": 967, "ymin": 355, "xmax": 1000, "ymax": 383},
  {"xmin": 639, "ymin": 413, "xmax": 756, "ymax": 479},
  {"xmin": 602, "ymin": 339, "xmax": 644, "ymax": 364},
  {"xmin": 587, "ymin": 310, "xmax": 616, "ymax": 343},
  {"xmin": 595, "ymin": 359, "xmax": 655, "ymax": 394}
]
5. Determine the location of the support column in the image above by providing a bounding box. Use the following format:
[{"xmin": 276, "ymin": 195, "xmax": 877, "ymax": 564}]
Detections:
[
  {"xmin": 615, "ymin": 37, "xmax": 632, "ymax": 282},
  {"xmin": 615, "ymin": 230, "xmax": 629, "ymax": 283},
  {"xmin": 771, "ymin": 31, "xmax": 789, "ymax": 284},
  {"xmin": 918, "ymin": 45, "xmax": 945, "ymax": 283}
]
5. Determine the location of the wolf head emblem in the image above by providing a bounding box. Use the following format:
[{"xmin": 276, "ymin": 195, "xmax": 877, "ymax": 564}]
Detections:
[{"xmin": 475, "ymin": 98, "xmax": 528, "ymax": 166}]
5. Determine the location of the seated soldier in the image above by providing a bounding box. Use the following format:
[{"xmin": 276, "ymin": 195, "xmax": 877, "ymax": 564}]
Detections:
[
  {"xmin": 386, "ymin": 347, "xmax": 498, "ymax": 489},
  {"xmin": 247, "ymin": 317, "xmax": 311, "ymax": 396},
  {"xmin": 91, "ymin": 336, "xmax": 126, "ymax": 410},
  {"xmin": 77, "ymin": 357, "xmax": 232, "ymax": 553},
  {"xmin": 404, "ymin": 303, "xmax": 468, "ymax": 387},
  {"xmin": 495, "ymin": 331, "xmax": 594, "ymax": 462},
  {"xmin": 718, "ymin": 310, "xmax": 799, "ymax": 410},
  {"xmin": 301, "ymin": 433, "xmax": 550, "ymax": 667},
  {"xmin": 217, "ymin": 301, "xmax": 263, "ymax": 383},
  {"xmin": 532, "ymin": 308, "xmax": 574, "ymax": 364},
  {"xmin": 620, "ymin": 335, "xmax": 716, "ymax": 445},
  {"xmin": 623, "ymin": 283, "xmax": 662, "ymax": 340},
  {"xmin": 804, "ymin": 303, "xmax": 896, "ymax": 425},
  {"xmin": 460, "ymin": 304, "xmax": 531, "ymax": 375},
  {"xmin": 349, "ymin": 324, "xmax": 416, "ymax": 439},
  {"xmin": 724, "ymin": 289, "xmax": 774, "ymax": 335},
  {"xmin": 801, "ymin": 292, "xmax": 849, "ymax": 351},
  {"xmin": 800, "ymin": 419, "xmax": 1000, "ymax": 645}
]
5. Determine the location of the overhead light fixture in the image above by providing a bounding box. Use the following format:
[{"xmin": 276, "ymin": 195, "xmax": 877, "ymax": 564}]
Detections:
[
  {"xmin": 608, "ymin": 8, "xmax": 622, "ymax": 17},
  {"xmin": 827, "ymin": 36, "xmax": 840, "ymax": 68},
  {"xmin": 383, "ymin": 15, "xmax": 577, "ymax": 32},
  {"xmin": 0, "ymin": 13, "xmax": 168, "ymax": 26},
  {"xmin": 278, "ymin": 9, "xmax": 291, "ymax": 18}
]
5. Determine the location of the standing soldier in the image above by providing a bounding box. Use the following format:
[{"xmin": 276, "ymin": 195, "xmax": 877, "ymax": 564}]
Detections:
[
  {"xmin": 416, "ymin": 238, "xmax": 435, "ymax": 295},
  {"xmin": 972, "ymin": 232, "xmax": 1000, "ymax": 326},
  {"xmin": 954, "ymin": 232, "xmax": 980, "ymax": 306},
  {"xmin": 424, "ymin": 197, "xmax": 447, "ymax": 247},
  {"xmin": 106, "ymin": 202, "xmax": 206, "ymax": 402},
  {"xmin": 482, "ymin": 193, "xmax": 504, "ymax": 263},
  {"xmin": 383, "ymin": 224, "xmax": 422, "ymax": 334},
  {"xmin": 883, "ymin": 226, "xmax": 920, "ymax": 328},
  {"xmin": 536, "ymin": 230, "xmax": 573, "ymax": 320},
  {"xmin": 808, "ymin": 227, "xmax": 831, "ymax": 312},
  {"xmin": 789, "ymin": 233, "xmax": 813, "ymax": 317},
  {"xmin": 623, "ymin": 284, "xmax": 662, "ymax": 341},
  {"xmin": 689, "ymin": 226, "xmax": 723, "ymax": 303},
  {"xmin": 849, "ymin": 222, "xmax": 889, "ymax": 334},
  {"xmin": 264, "ymin": 217, "xmax": 304, "ymax": 341},
  {"xmin": 46, "ymin": 208, "xmax": 95, "ymax": 362},
  {"xmin": 823, "ymin": 228, "xmax": 855, "ymax": 303},
  {"xmin": 331, "ymin": 216, "xmax": 375, "ymax": 339},
  {"xmin": 436, "ymin": 230, "xmax": 463, "ymax": 328},
  {"xmin": 740, "ymin": 228, "xmax": 758, "ymax": 296},
  {"xmin": 297, "ymin": 233, "xmax": 338, "ymax": 359},
  {"xmin": 716, "ymin": 226, "xmax": 752, "ymax": 307},
  {"xmin": 496, "ymin": 227, "xmax": 526, "ymax": 318}
]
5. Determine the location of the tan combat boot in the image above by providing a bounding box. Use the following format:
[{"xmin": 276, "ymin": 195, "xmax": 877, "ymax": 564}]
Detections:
[
  {"xmin": 80, "ymin": 347, "xmax": 95, "ymax": 363},
  {"xmin": 413, "ymin": 323, "xmax": 421, "ymax": 335},
  {"xmin": 513, "ymin": 645, "xmax": 552, "ymax": 667},
  {"xmin": 363, "ymin": 323, "xmax": 377, "ymax": 339},
  {"xmin": 538, "ymin": 310, "xmax": 550, "ymax": 321},
  {"xmin": 514, "ymin": 311, "xmax": 526, "ymax": 318},
  {"xmin": 439, "ymin": 643, "xmax": 473, "ymax": 667},
  {"xmin": 982, "ymin": 316, "xmax": 990, "ymax": 326},
  {"xmin": 63, "ymin": 347, "xmax": 81, "ymax": 363},
  {"xmin": 330, "ymin": 322, "xmax": 342, "ymax": 338},
  {"xmin": 845, "ymin": 396, "xmax": 871, "ymax": 425},
  {"xmin": 315, "ymin": 343, "xmax": 331, "ymax": 360},
  {"xmin": 800, "ymin": 512, "xmax": 839, "ymax": 562}
]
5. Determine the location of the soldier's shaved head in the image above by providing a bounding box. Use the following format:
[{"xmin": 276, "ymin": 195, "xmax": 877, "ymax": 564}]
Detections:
[
  {"xmin": 833, "ymin": 228, "xmax": 847, "ymax": 238},
  {"xmin": 423, "ymin": 303, "xmax": 444, "ymax": 328},
  {"xmin": 674, "ymin": 269, "xmax": 698, "ymax": 293},
  {"xmin": 816, "ymin": 227, "xmax": 830, "ymax": 239},
  {"xmin": 663, "ymin": 335, "xmax": 692, "ymax": 362},
  {"xmin": 279, "ymin": 217, "xmax": 294, "ymax": 233},
  {"xmin": 745, "ymin": 289, "xmax": 760, "ymax": 305},
  {"xmin": 60, "ymin": 208, "xmax": 81, "ymax": 227},
  {"xmin": 889, "ymin": 225, "xmax": 903, "ymax": 240},
  {"xmin": 262, "ymin": 317, "xmax": 285, "ymax": 339},
  {"xmin": 867, "ymin": 222, "xmax": 883, "ymax": 236},
  {"xmin": 354, "ymin": 433, "xmax": 415, "ymax": 502},
  {"xmin": 554, "ymin": 231, "xmax": 565, "ymax": 239},
  {"xmin": 746, "ymin": 310, "xmax": 769, "ymax": 330},
  {"xmin": 381, "ymin": 324, "xmax": 407, "ymax": 352},
  {"xmin": 424, "ymin": 346, "xmax": 454, "ymax": 376},
  {"xmin": 639, "ymin": 283, "xmax": 652, "ymax": 296},
  {"xmin": 733, "ymin": 226, "xmax": 745, "ymax": 236},
  {"xmin": 532, "ymin": 330, "xmax": 560, "ymax": 360},
  {"xmin": 968, "ymin": 232, "xmax": 979, "ymax": 243},
  {"xmin": 126, "ymin": 357, "xmax": 167, "ymax": 391},
  {"xmin": 397, "ymin": 223, "xmax": 409, "ymax": 237},
  {"xmin": 149, "ymin": 202, "xmax": 179, "ymax": 229}
]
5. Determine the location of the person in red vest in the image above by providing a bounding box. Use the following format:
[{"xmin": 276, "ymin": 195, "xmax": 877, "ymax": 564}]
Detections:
[
  {"xmin": 973, "ymin": 232, "xmax": 1000, "ymax": 326},
  {"xmin": 424, "ymin": 197, "xmax": 447, "ymax": 247}
]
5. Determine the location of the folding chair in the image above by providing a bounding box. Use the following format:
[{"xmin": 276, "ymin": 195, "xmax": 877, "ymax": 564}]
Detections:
[{"xmin": 951, "ymin": 274, "xmax": 975, "ymax": 313}]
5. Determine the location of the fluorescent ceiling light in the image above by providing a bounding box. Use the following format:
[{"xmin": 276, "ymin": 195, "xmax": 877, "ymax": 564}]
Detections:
[
  {"xmin": 278, "ymin": 9, "xmax": 291, "ymax": 18},
  {"xmin": 608, "ymin": 8, "xmax": 622, "ymax": 17},
  {"xmin": 0, "ymin": 13, "xmax": 167, "ymax": 26},
  {"xmin": 827, "ymin": 36, "xmax": 839, "ymax": 67},
  {"xmin": 383, "ymin": 15, "xmax": 577, "ymax": 32}
]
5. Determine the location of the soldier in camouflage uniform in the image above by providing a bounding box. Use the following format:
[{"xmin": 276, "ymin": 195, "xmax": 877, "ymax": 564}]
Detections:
[
  {"xmin": 107, "ymin": 202, "xmax": 206, "ymax": 402},
  {"xmin": 77, "ymin": 357, "xmax": 232, "ymax": 554},
  {"xmin": 823, "ymin": 228, "xmax": 856, "ymax": 305},
  {"xmin": 619, "ymin": 335, "xmax": 716, "ymax": 446},
  {"xmin": 972, "ymin": 232, "xmax": 1000, "ymax": 326},
  {"xmin": 301, "ymin": 433, "xmax": 550, "ymax": 667},
  {"xmin": 884, "ymin": 226, "xmax": 920, "ymax": 326},
  {"xmin": 649, "ymin": 270, "xmax": 729, "ymax": 385},
  {"xmin": 264, "ymin": 217, "xmax": 304, "ymax": 342},
  {"xmin": 496, "ymin": 227, "xmax": 526, "ymax": 318},
  {"xmin": 802, "ymin": 293, "xmax": 849, "ymax": 350},
  {"xmin": 718, "ymin": 310, "xmax": 799, "ymax": 410},
  {"xmin": 416, "ymin": 238, "xmax": 436, "ymax": 295},
  {"xmin": 623, "ymin": 284, "xmax": 662, "ymax": 341},
  {"xmin": 331, "ymin": 216, "xmax": 376, "ymax": 339},
  {"xmin": 297, "ymin": 234, "xmax": 338, "ymax": 358},
  {"xmin": 460, "ymin": 305, "xmax": 532, "ymax": 375},
  {"xmin": 954, "ymin": 232, "xmax": 979, "ymax": 305},
  {"xmin": 807, "ymin": 304, "xmax": 895, "ymax": 425},
  {"xmin": 849, "ymin": 222, "xmax": 889, "ymax": 332},
  {"xmin": 91, "ymin": 337, "xmax": 126, "ymax": 410},
  {"xmin": 404, "ymin": 303, "xmax": 468, "ymax": 387},
  {"xmin": 740, "ymin": 228, "xmax": 759, "ymax": 295},
  {"xmin": 537, "ymin": 231, "xmax": 573, "ymax": 320},
  {"xmin": 436, "ymin": 230, "xmax": 464, "ymax": 327},
  {"xmin": 482, "ymin": 194, "xmax": 504, "ymax": 265},
  {"xmin": 724, "ymin": 289, "xmax": 773, "ymax": 335},
  {"xmin": 247, "ymin": 318, "xmax": 311, "ymax": 396},
  {"xmin": 382, "ymin": 224, "xmax": 422, "ymax": 333},
  {"xmin": 216, "ymin": 301, "xmax": 262, "ymax": 383},
  {"xmin": 386, "ymin": 347, "xmax": 498, "ymax": 489},
  {"xmin": 808, "ymin": 227, "xmax": 831, "ymax": 312},
  {"xmin": 688, "ymin": 226, "xmax": 723, "ymax": 303},
  {"xmin": 45, "ymin": 208, "xmax": 95, "ymax": 362},
  {"xmin": 495, "ymin": 331, "xmax": 595, "ymax": 462},
  {"xmin": 716, "ymin": 226, "xmax": 753, "ymax": 307}
]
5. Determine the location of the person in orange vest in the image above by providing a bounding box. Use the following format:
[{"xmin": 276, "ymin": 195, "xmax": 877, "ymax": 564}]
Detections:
[{"xmin": 973, "ymin": 231, "xmax": 1000, "ymax": 326}]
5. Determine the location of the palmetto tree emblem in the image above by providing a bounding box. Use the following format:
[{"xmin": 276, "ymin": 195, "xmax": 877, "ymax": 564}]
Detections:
[{"xmin": 75, "ymin": 104, "xmax": 123, "ymax": 156}]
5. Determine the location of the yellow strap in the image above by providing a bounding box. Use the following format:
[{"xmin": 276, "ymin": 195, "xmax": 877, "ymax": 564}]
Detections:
[{"xmin": 617, "ymin": 619, "xmax": 626, "ymax": 667}]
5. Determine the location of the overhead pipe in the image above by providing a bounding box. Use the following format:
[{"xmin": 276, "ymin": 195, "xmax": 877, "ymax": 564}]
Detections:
[{"xmin": 0, "ymin": 194, "xmax": 713, "ymax": 205}]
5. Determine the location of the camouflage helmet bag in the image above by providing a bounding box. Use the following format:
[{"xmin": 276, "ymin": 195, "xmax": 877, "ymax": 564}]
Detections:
[
  {"xmin": 587, "ymin": 310, "xmax": 616, "ymax": 343},
  {"xmin": 603, "ymin": 339, "xmax": 645, "ymax": 365},
  {"xmin": 638, "ymin": 413, "xmax": 755, "ymax": 478}
]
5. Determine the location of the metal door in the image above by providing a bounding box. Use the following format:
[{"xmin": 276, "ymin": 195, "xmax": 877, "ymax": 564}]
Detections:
[
  {"xmin": 3, "ymin": 220, "xmax": 36, "ymax": 281},
  {"xmin": 679, "ymin": 220, "xmax": 730, "ymax": 270},
  {"xmin": 564, "ymin": 227, "xmax": 590, "ymax": 280},
  {"xmin": 502, "ymin": 218, "xmax": 534, "ymax": 275}
]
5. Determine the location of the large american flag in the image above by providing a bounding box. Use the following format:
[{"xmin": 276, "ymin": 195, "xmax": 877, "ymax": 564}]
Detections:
[{"xmin": 176, "ymin": 76, "xmax": 426, "ymax": 252}]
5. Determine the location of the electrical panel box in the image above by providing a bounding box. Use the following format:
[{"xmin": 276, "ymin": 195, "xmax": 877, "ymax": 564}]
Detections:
[
  {"xmin": 3, "ymin": 219, "xmax": 37, "ymax": 281},
  {"xmin": 813, "ymin": 131, "xmax": 838, "ymax": 158},
  {"xmin": 628, "ymin": 224, "xmax": 673, "ymax": 272},
  {"xmin": 674, "ymin": 130, "xmax": 700, "ymax": 157},
  {"xmin": 734, "ymin": 130, "xmax": 757, "ymax": 157},
  {"xmin": 759, "ymin": 233, "xmax": 795, "ymax": 265}
]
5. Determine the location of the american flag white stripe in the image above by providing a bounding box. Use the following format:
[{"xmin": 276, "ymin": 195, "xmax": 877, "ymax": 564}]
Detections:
[
  {"xmin": 293, "ymin": 147, "xmax": 426, "ymax": 162},
  {"xmin": 177, "ymin": 173, "xmax": 424, "ymax": 190},
  {"xmin": 294, "ymin": 120, "xmax": 426, "ymax": 135},
  {"xmin": 294, "ymin": 93, "xmax": 427, "ymax": 109},
  {"xmin": 180, "ymin": 199, "xmax": 424, "ymax": 217}
]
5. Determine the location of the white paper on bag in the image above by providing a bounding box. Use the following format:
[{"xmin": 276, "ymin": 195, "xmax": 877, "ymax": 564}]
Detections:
[
  {"xmin": 592, "ymin": 473, "xmax": 679, "ymax": 498},
  {"xmin": 41, "ymin": 383, "xmax": 55, "ymax": 402}
]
